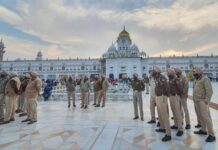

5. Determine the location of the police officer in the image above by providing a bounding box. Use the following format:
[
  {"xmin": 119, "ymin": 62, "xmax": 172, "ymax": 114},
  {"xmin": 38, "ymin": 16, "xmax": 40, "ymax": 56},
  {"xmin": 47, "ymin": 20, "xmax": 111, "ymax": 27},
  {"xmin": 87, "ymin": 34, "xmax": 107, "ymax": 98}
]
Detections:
[
  {"xmin": 153, "ymin": 66, "xmax": 171, "ymax": 142},
  {"xmin": 174, "ymin": 68, "xmax": 191, "ymax": 129},
  {"xmin": 131, "ymin": 73, "xmax": 145, "ymax": 121},
  {"xmin": 168, "ymin": 68, "xmax": 183, "ymax": 136},
  {"xmin": 18, "ymin": 74, "xmax": 31, "ymax": 117},
  {"xmin": 147, "ymin": 76, "xmax": 156, "ymax": 124},
  {"xmin": 96, "ymin": 75, "xmax": 109, "ymax": 107},
  {"xmin": 193, "ymin": 67, "xmax": 216, "ymax": 142},
  {"xmin": 22, "ymin": 71, "xmax": 42, "ymax": 124},
  {"xmin": 93, "ymin": 75, "xmax": 101, "ymax": 106},
  {"xmin": 1, "ymin": 72, "xmax": 21, "ymax": 125},
  {"xmin": 0, "ymin": 71, "xmax": 9, "ymax": 122},
  {"xmin": 66, "ymin": 76, "xmax": 77, "ymax": 108},
  {"xmin": 80, "ymin": 75, "xmax": 91, "ymax": 109}
]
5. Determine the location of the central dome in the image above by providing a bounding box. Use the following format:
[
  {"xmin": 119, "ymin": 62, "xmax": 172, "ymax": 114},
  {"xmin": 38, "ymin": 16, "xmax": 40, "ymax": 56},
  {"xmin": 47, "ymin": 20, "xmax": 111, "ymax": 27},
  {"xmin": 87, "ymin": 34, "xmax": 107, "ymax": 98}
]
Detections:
[{"xmin": 118, "ymin": 27, "xmax": 130, "ymax": 38}]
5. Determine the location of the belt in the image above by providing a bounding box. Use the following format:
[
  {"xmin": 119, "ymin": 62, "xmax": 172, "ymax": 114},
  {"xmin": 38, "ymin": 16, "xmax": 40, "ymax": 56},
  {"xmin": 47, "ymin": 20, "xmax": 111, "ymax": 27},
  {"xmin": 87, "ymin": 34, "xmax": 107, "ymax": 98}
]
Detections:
[{"xmin": 171, "ymin": 94, "xmax": 179, "ymax": 96}]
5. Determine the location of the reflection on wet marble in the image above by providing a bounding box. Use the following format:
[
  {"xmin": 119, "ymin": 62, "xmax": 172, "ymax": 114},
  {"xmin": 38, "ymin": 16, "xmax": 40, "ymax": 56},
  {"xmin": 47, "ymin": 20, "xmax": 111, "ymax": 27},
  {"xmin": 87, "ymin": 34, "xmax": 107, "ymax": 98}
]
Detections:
[{"xmin": 0, "ymin": 93, "xmax": 218, "ymax": 150}]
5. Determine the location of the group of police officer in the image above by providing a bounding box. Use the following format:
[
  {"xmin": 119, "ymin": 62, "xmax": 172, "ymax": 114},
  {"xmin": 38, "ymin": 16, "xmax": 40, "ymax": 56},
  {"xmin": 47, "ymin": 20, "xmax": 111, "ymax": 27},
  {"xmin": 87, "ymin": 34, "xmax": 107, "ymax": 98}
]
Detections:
[
  {"xmin": 65, "ymin": 74, "xmax": 109, "ymax": 109},
  {"xmin": 0, "ymin": 71, "xmax": 42, "ymax": 125},
  {"xmin": 131, "ymin": 66, "xmax": 216, "ymax": 142}
]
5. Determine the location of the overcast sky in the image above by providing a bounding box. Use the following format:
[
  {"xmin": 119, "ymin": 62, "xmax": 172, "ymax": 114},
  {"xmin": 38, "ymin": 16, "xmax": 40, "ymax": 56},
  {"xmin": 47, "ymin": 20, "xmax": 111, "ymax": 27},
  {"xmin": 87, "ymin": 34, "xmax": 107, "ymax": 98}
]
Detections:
[{"xmin": 0, "ymin": 0, "xmax": 218, "ymax": 60}]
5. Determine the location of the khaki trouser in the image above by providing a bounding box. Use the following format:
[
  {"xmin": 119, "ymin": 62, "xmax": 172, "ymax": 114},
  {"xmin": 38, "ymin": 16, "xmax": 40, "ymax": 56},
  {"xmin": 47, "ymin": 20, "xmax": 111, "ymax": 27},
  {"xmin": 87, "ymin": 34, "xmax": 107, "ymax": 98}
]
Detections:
[
  {"xmin": 180, "ymin": 97, "xmax": 190, "ymax": 125},
  {"xmin": 195, "ymin": 101, "xmax": 214, "ymax": 136},
  {"xmin": 26, "ymin": 97, "xmax": 37, "ymax": 121},
  {"xmin": 17, "ymin": 93, "xmax": 25, "ymax": 111},
  {"xmin": 94, "ymin": 91, "xmax": 100, "ymax": 104},
  {"xmin": 0, "ymin": 94, "xmax": 5, "ymax": 119},
  {"xmin": 145, "ymin": 83, "xmax": 149, "ymax": 94},
  {"xmin": 133, "ymin": 91, "xmax": 144, "ymax": 118},
  {"xmin": 156, "ymin": 96, "xmax": 171, "ymax": 136},
  {"xmin": 98, "ymin": 90, "xmax": 107, "ymax": 106},
  {"xmin": 67, "ymin": 91, "xmax": 75, "ymax": 107},
  {"xmin": 4, "ymin": 95, "xmax": 17, "ymax": 121},
  {"xmin": 194, "ymin": 101, "xmax": 201, "ymax": 125},
  {"xmin": 150, "ymin": 94, "xmax": 156, "ymax": 121},
  {"xmin": 169, "ymin": 95, "xmax": 183, "ymax": 131},
  {"xmin": 81, "ymin": 92, "xmax": 88, "ymax": 107}
]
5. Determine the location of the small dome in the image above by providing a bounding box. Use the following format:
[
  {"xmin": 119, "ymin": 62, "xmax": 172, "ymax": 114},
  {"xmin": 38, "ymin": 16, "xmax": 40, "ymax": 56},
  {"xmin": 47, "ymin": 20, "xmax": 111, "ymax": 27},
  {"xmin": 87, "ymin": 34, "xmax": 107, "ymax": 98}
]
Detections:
[
  {"xmin": 108, "ymin": 43, "xmax": 117, "ymax": 52},
  {"xmin": 131, "ymin": 44, "xmax": 139, "ymax": 51}
]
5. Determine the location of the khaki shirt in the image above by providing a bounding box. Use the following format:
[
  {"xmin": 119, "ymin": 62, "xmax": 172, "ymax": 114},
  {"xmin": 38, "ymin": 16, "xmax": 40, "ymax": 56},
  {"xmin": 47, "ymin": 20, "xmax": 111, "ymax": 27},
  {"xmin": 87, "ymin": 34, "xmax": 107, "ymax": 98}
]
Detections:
[
  {"xmin": 193, "ymin": 76, "xmax": 213, "ymax": 103},
  {"xmin": 0, "ymin": 76, "xmax": 9, "ymax": 94},
  {"xmin": 66, "ymin": 80, "xmax": 76, "ymax": 92},
  {"xmin": 131, "ymin": 79, "xmax": 145, "ymax": 91},
  {"xmin": 93, "ymin": 79, "xmax": 102, "ymax": 92},
  {"xmin": 178, "ymin": 74, "xmax": 189, "ymax": 98},
  {"xmin": 102, "ymin": 79, "xmax": 109, "ymax": 91},
  {"xmin": 5, "ymin": 77, "xmax": 21, "ymax": 97},
  {"xmin": 168, "ymin": 77, "xmax": 183, "ymax": 96},
  {"xmin": 155, "ymin": 75, "xmax": 169, "ymax": 97},
  {"xmin": 80, "ymin": 79, "xmax": 91, "ymax": 92},
  {"xmin": 25, "ymin": 78, "xmax": 42, "ymax": 99}
]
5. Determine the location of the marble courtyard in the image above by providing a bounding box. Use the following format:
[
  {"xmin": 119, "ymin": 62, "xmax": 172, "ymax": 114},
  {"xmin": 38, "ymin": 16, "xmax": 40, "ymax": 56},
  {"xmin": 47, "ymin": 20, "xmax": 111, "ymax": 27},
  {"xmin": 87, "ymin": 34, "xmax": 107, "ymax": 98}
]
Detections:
[{"xmin": 0, "ymin": 91, "xmax": 218, "ymax": 150}]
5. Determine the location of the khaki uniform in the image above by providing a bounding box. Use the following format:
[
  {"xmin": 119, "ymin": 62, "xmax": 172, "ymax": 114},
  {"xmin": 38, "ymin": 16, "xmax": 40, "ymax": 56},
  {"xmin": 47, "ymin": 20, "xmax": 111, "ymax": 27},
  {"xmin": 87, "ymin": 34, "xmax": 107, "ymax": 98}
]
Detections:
[
  {"xmin": 93, "ymin": 79, "xmax": 101, "ymax": 104},
  {"xmin": 193, "ymin": 76, "xmax": 214, "ymax": 136},
  {"xmin": 66, "ymin": 79, "xmax": 76, "ymax": 107},
  {"xmin": 155, "ymin": 75, "xmax": 171, "ymax": 136},
  {"xmin": 149, "ymin": 78, "xmax": 156, "ymax": 121},
  {"xmin": 25, "ymin": 78, "xmax": 42, "ymax": 121},
  {"xmin": 4, "ymin": 77, "xmax": 21, "ymax": 121},
  {"xmin": 0, "ymin": 76, "xmax": 9, "ymax": 119},
  {"xmin": 98, "ymin": 79, "xmax": 109, "ymax": 106},
  {"xmin": 80, "ymin": 79, "xmax": 91, "ymax": 107},
  {"xmin": 131, "ymin": 79, "xmax": 145, "ymax": 118},
  {"xmin": 168, "ymin": 77, "xmax": 183, "ymax": 131},
  {"xmin": 178, "ymin": 74, "xmax": 190, "ymax": 125}
]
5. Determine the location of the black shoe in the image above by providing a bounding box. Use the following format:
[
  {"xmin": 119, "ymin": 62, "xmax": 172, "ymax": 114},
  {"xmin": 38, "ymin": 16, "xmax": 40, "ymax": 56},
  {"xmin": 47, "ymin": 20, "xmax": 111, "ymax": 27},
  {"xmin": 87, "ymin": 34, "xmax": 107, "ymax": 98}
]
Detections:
[
  {"xmin": 0, "ymin": 121, "xmax": 10, "ymax": 125},
  {"xmin": 73, "ymin": 105, "xmax": 76, "ymax": 107},
  {"xmin": 185, "ymin": 124, "xmax": 191, "ymax": 129},
  {"xmin": 10, "ymin": 118, "xmax": 15, "ymax": 121},
  {"xmin": 194, "ymin": 130, "xmax": 207, "ymax": 135},
  {"xmin": 101, "ymin": 105, "xmax": 105, "ymax": 107},
  {"xmin": 171, "ymin": 125, "xmax": 178, "ymax": 130},
  {"xmin": 133, "ymin": 116, "xmax": 139, "ymax": 120},
  {"xmin": 171, "ymin": 117, "xmax": 174, "ymax": 120},
  {"xmin": 19, "ymin": 113, "xmax": 27, "ymax": 117},
  {"xmin": 22, "ymin": 119, "xmax": 31, "ymax": 122},
  {"xmin": 155, "ymin": 128, "xmax": 166, "ymax": 133},
  {"xmin": 95, "ymin": 104, "xmax": 100, "ymax": 107},
  {"xmin": 28, "ymin": 120, "xmax": 37, "ymax": 124},
  {"xmin": 147, "ymin": 120, "xmax": 156, "ymax": 124},
  {"xmin": 141, "ymin": 118, "xmax": 144, "ymax": 121},
  {"xmin": 162, "ymin": 135, "xmax": 171, "ymax": 142},
  {"xmin": 84, "ymin": 106, "xmax": 88, "ymax": 109},
  {"xmin": 157, "ymin": 122, "xmax": 160, "ymax": 127},
  {"xmin": 195, "ymin": 124, "xmax": 201, "ymax": 128},
  {"xmin": 176, "ymin": 131, "xmax": 184, "ymax": 136},
  {"xmin": 206, "ymin": 135, "xmax": 216, "ymax": 142},
  {"xmin": 93, "ymin": 103, "xmax": 96, "ymax": 106},
  {"xmin": 80, "ymin": 105, "xmax": 84, "ymax": 108},
  {"xmin": 146, "ymin": 93, "xmax": 149, "ymax": 95},
  {"xmin": 68, "ymin": 105, "xmax": 70, "ymax": 108}
]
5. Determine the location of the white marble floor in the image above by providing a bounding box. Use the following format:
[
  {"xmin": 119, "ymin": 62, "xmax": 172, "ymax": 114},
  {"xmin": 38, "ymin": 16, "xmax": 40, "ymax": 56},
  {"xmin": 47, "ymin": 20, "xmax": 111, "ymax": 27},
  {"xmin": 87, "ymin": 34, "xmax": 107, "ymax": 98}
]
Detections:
[{"xmin": 0, "ymin": 94, "xmax": 218, "ymax": 150}]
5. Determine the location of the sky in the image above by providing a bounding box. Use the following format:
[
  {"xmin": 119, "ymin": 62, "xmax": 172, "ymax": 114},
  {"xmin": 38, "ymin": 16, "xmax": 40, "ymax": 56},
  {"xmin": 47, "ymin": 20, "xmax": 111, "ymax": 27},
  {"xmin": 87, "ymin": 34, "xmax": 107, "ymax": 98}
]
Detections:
[{"xmin": 0, "ymin": 0, "xmax": 218, "ymax": 60}]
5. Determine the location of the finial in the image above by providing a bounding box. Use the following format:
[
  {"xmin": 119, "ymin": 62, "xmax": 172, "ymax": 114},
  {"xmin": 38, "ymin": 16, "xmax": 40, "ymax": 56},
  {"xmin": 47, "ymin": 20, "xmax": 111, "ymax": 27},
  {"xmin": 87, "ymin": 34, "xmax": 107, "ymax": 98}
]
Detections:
[{"xmin": 123, "ymin": 26, "xmax": 126, "ymax": 31}]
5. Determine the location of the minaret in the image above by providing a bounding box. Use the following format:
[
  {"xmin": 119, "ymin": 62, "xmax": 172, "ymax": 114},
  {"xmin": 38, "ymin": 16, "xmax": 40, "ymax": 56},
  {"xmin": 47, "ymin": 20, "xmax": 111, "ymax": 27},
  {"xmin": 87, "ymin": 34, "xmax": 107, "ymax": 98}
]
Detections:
[
  {"xmin": 0, "ymin": 39, "xmax": 6, "ymax": 61},
  {"xmin": 36, "ymin": 50, "xmax": 43, "ymax": 60}
]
